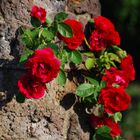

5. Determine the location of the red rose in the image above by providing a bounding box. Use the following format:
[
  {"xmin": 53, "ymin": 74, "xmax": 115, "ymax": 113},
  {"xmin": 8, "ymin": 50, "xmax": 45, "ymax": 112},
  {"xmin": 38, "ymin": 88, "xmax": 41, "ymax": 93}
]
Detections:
[
  {"xmin": 104, "ymin": 117, "xmax": 121, "ymax": 137},
  {"xmin": 102, "ymin": 67, "xmax": 129, "ymax": 88},
  {"xmin": 90, "ymin": 115, "xmax": 121, "ymax": 137},
  {"xmin": 121, "ymin": 54, "xmax": 135, "ymax": 81},
  {"xmin": 25, "ymin": 48, "xmax": 60, "ymax": 83},
  {"xmin": 107, "ymin": 30, "xmax": 120, "ymax": 46},
  {"xmin": 88, "ymin": 16, "xmax": 120, "ymax": 52},
  {"xmin": 31, "ymin": 5, "xmax": 46, "ymax": 24},
  {"xmin": 17, "ymin": 74, "xmax": 46, "ymax": 99},
  {"xmin": 98, "ymin": 86, "xmax": 131, "ymax": 114},
  {"xmin": 94, "ymin": 16, "xmax": 115, "ymax": 32},
  {"xmin": 90, "ymin": 115, "xmax": 104, "ymax": 128},
  {"xmin": 59, "ymin": 19, "xmax": 85, "ymax": 50},
  {"xmin": 89, "ymin": 30, "xmax": 107, "ymax": 52}
]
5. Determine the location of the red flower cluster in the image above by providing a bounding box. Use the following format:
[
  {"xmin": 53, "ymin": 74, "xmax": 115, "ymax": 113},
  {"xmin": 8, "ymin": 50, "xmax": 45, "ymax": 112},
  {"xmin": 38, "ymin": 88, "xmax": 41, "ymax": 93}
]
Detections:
[
  {"xmin": 102, "ymin": 54, "xmax": 135, "ymax": 88},
  {"xmin": 98, "ymin": 86, "xmax": 131, "ymax": 114},
  {"xmin": 91, "ymin": 54, "xmax": 135, "ymax": 137},
  {"xmin": 90, "ymin": 115, "xmax": 121, "ymax": 137},
  {"xmin": 89, "ymin": 16, "xmax": 120, "ymax": 52},
  {"xmin": 31, "ymin": 5, "xmax": 46, "ymax": 24},
  {"xmin": 102, "ymin": 67, "xmax": 129, "ymax": 88},
  {"xmin": 59, "ymin": 19, "xmax": 85, "ymax": 50},
  {"xmin": 18, "ymin": 48, "xmax": 60, "ymax": 99}
]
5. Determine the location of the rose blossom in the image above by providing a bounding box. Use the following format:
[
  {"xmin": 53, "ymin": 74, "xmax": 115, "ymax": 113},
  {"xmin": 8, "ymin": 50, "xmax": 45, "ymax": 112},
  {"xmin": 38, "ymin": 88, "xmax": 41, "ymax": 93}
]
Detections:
[
  {"xmin": 102, "ymin": 67, "xmax": 129, "ymax": 88},
  {"xmin": 94, "ymin": 16, "xmax": 115, "ymax": 32},
  {"xmin": 88, "ymin": 16, "xmax": 120, "ymax": 52},
  {"xmin": 89, "ymin": 30, "xmax": 107, "ymax": 52},
  {"xmin": 58, "ymin": 19, "xmax": 85, "ymax": 50},
  {"xmin": 98, "ymin": 86, "xmax": 131, "ymax": 114},
  {"xmin": 25, "ymin": 48, "xmax": 60, "ymax": 83},
  {"xmin": 17, "ymin": 74, "xmax": 46, "ymax": 99},
  {"xmin": 90, "ymin": 115, "xmax": 121, "ymax": 137},
  {"xmin": 121, "ymin": 54, "xmax": 135, "ymax": 81},
  {"xmin": 31, "ymin": 5, "xmax": 46, "ymax": 24}
]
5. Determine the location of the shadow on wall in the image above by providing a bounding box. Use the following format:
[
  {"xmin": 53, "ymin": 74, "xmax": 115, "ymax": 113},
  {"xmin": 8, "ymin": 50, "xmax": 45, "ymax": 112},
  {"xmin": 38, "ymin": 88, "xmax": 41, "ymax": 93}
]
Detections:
[{"xmin": 0, "ymin": 29, "xmax": 25, "ymax": 108}]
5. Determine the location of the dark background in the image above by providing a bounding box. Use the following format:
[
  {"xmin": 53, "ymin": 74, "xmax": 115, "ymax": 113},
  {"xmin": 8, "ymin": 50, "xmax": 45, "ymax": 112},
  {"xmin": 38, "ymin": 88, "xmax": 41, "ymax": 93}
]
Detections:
[{"xmin": 100, "ymin": 0, "xmax": 140, "ymax": 139}]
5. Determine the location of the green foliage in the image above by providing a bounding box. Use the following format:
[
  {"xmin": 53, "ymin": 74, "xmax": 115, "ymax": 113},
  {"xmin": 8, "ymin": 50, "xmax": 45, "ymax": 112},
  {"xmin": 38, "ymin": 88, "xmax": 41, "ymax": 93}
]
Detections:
[
  {"xmin": 113, "ymin": 112, "xmax": 122, "ymax": 123},
  {"xmin": 70, "ymin": 50, "xmax": 82, "ymax": 64},
  {"xmin": 76, "ymin": 83, "xmax": 95, "ymax": 97},
  {"xmin": 92, "ymin": 126, "xmax": 112, "ymax": 140},
  {"xmin": 19, "ymin": 49, "xmax": 33, "ymax": 63},
  {"xmin": 100, "ymin": 80, "xmax": 106, "ymax": 89},
  {"xmin": 41, "ymin": 28, "xmax": 55, "ymax": 41},
  {"xmin": 46, "ymin": 16, "xmax": 53, "ymax": 26},
  {"xmin": 31, "ymin": 17, "xmax": 41, "ymax": 27},
  {"xmin": 16, "ymin": 93, "xmax": 26, "ymax": 103},
  {"xmin": 56, "ymin": 69, "xmax": 66, "ymax": 86},
  {"xmin": 85, "ymin": 58, "xmax": 96, "ymax": 69},
  {"xmin": 88, "ymin": 19, "xmax": 94, "ymax": 25},
  {"xmin": 48, "ymin": 43, "xmax": 59, "ymax": 56},
  {"xmin": 96, "ymin": 126, "xmax": 111, "ymax": 134},
  {"xmin": 85, "ymin": 77, "xmax": 99, "ymax": 86},
  {"xmin": 21, "ymin": 28, "xmax": 40, "ymax": 49},
  {"xmin": 54, "ymin": 12, "xmax": 68, "ymax": 23},
  {"xmin": 57, "ymin": 22, "xmax": 73, "ymax": 37}
]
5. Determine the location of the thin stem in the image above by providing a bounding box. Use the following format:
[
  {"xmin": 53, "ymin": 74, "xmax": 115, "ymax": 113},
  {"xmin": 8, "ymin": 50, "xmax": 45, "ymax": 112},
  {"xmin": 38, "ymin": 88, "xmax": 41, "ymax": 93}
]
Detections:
[{"xmin": 84, "ymin": 37, "xmax": 91, "ymax": 49}]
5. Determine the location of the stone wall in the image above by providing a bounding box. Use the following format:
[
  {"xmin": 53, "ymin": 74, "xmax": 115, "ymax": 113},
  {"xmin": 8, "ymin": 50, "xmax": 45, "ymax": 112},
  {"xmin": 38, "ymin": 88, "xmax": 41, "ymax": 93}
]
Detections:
[{"xmin": 0, "ymin": 0, "xmax": 101, "ymax": 139}]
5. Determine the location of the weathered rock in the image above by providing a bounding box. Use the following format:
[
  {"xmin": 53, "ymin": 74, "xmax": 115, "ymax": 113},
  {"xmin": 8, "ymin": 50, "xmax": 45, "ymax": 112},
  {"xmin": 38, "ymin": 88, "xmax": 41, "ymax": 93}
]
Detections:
[{"xmin": 0, "ymin": 0, "xmax": 101, "ymax": 139}]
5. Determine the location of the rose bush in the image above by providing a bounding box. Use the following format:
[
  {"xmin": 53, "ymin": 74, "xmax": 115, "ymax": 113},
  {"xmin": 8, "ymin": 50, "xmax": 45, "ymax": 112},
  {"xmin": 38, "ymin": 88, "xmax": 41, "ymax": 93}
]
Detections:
[{"xmin": 17, "ymin": 6, "xmax": 135, "ymax": 140}]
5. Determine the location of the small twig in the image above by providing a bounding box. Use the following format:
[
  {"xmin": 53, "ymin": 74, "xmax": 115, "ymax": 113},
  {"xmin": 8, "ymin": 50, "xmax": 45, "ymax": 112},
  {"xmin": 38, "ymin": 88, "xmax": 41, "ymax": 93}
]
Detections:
[{"xmin": 84, "ymin": 37, "xmax": 91, "ymax": 49}]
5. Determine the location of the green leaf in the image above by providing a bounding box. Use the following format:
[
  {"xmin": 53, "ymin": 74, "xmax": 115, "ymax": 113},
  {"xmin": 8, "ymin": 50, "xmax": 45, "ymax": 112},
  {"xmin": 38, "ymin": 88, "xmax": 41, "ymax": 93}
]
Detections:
[
  {"xmin": 92, "ymin": 134, "xmax": 97, "ymax": 140},
  {"xmin": 16, "ymin": 93, "xmax": 25, "ymax": 103},
  {"xmin": 38, "ymin": 44, "xmax": 46, "ymax": 49},
  {"xmin": 95, "ymin": 126, "xmax": 112, "ymax": 140},
  {"xmin": 108, "ymin": 53, "xmax": 121, "ymax": 63},
  {"xmin": 21, "ymin": 29, "xmax": 39, "ymax": 48},
  {"xmin": 96, "ymin": 134, "xmax": 112, "ymax": 140},
  {"xmin": 96, "ymin": 126, "xmax": 111, "ymax": 134},
  {"xmin": 56, "ymin": 69, "xmax": 66, "ymax": 86},
  {"xmin": 114, "ymin": 136, "xmax": 122, "ymax": 140},
  {"xmin": 21, "ymin": 29, "xmax": 33, "ymax": 47},
  {"xmin": 48, "ymin": 43, "xmax": 59, "ymax": 55},
  {"xmin": 19, "ymin": 49, "xmax": 33, "ymax": 63},
  {"xmin": 113, "ymin": 112, "xmax": 122, "ymax": 123},
  {"xmin": 85, "ymin": 58, "xmax": 96, "ymax": 69},
  {"xmin": 88, "ymin": 19, "xmax": 94, "ymax": 25},
  {"xmin": 85, "ymin": 77, "xmax": 99, "ymax": 86},
  {"xmin": 70, "ymin": 50, "xmax": 82, "ymax": 64},
  {"xmin": 83, "ymin": 52, "xmax": 94, "ymax": 57},
  {"xmin": 54, "ymin": 12, "xmax": 68, "ymax": 22},
  {"xmin": 31, "ymin": 16, "xmax": 41, "ymax": 27},
  {"xmin": 41, "ymin": 28, "xmax": 55, "ymax": 41},
  {"xmin": 76, "ymin": 83, "xmax": 95, "ymax": 97},
  {"xmin": 46, "ymin": 16, "xmax": 53, "ymax": 26},
  {"xmin": 57, "ymin": 22, "xmax": 73, "ymax": 37},
  {"xmin": 100, "ymin": 80, "xmax": 106, "ymax": 89}
]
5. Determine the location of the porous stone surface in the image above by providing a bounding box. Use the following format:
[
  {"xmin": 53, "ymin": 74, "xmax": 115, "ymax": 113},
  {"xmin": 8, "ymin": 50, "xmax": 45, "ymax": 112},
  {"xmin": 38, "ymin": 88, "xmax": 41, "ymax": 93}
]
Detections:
[{"xmin": 0, "ymin": 0, "xmax": 101, "ymax": 139}]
